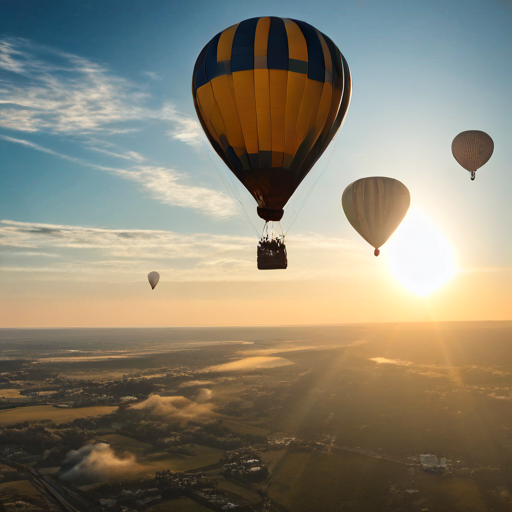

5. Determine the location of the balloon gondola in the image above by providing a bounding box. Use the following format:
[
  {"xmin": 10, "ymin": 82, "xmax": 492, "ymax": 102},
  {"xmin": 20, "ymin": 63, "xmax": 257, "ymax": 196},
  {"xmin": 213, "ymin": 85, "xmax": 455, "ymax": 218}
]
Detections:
[
  {"xmin": 192, "ymin": 17, "xmax": 352, "ymax": 269},
  {"xmin": 257, "ymin": 223, "xmax": 288, "ymax": 270}
]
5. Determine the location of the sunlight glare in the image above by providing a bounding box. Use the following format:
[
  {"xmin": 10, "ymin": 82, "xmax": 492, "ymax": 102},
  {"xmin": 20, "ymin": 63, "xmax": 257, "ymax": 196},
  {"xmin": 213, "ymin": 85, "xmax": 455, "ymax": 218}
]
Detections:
[{"xmin": 387, "ymin": 210, "xmax": 456, "ymax": 296}]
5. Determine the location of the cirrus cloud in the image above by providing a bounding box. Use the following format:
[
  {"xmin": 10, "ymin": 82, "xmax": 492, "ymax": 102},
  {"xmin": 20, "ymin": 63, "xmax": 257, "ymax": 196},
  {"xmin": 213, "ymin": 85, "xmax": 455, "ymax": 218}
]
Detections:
[{"xmin": 0, "ymin": 37, "xmax": 201, "ymax": 145}]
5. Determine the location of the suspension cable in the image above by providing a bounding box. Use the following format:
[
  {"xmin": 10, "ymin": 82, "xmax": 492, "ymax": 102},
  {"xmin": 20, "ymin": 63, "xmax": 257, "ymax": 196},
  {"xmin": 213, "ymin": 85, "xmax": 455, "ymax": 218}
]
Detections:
[
  {"xmin": 204, "ymin": 143, "xmax": 260, "ymax": 238},
  {"xmin": 285, "ymin": 135, "xmax": 339, "ymax": 235}
]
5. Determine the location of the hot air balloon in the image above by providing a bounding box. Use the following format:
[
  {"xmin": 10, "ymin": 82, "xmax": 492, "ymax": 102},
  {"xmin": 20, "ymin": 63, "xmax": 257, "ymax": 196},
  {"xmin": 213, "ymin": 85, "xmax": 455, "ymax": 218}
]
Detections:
[
  {"xmin": 452, "ymin": 130, "xmax": 494, "ymax": 181},
  {"xmin": 192, "ymin": 17, "xmax": 352, "ymax": 269},
  {"xmin": 148, "ymin": 271, "xmax": 160, "ymax": 290},
  {"xmin": 342, "ymin": 177, "xmax": 410, "ymax": 256}
]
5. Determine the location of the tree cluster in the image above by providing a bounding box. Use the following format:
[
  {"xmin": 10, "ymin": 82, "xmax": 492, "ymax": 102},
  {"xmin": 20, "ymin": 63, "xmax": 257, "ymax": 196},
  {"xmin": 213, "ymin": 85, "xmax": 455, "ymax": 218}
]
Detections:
[{"xmin": 0, "ymin": 422, "xmax": 90, "ymax": 460}]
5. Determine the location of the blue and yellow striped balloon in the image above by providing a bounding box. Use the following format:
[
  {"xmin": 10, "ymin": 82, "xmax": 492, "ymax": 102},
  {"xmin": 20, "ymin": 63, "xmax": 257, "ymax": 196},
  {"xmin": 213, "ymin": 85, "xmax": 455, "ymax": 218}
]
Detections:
[{"xmin": 192, "ymin": 17, "xmax": 352, "ymax": 222}]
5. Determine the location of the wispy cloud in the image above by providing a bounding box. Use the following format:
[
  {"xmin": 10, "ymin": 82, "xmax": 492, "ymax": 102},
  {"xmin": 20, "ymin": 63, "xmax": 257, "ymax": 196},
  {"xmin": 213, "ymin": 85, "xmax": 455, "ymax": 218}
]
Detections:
[
  {"xmin": 115, "ymin": 166, "xmax": 236, "ymax": 217},
  {"xmin": 0, "ymin": 134, "xmax": 118, "ymax": 172},
  {"xmin": 0, "ymin": 220, "xmax": 362, "ymax": 282},
  {"xmin": 142, "ymin": 71, "xmax": 161, "ymax": 80},
  {"xmin": 86, "ymin": 144, "xmax": 146, "ymax": 162},
  {"xmin": 0, "ymin": 40, "xmax": 28, "ymax": 74},
  {"xmin": 0, "ymin": 40, "xmax": 148, "ymax": 134},
  {"xmin": 0, "ymin": 134, "xmax": 81, "ymax": 161},
  {"xmin": 0, "ymin": 134, "xmax": 234, "ymax": 217},
  {"xmin": 161, "ymin": 103, "xmax": 204, "ymax": 148},
  {"xmin": 0, "ymin": 38, "xmax": 230, "ymax": 217},
  {"xmin": 0, "ymin": 219, "xmax": 253, "ymax": 279},
  {"xmin": 0, "ymin": 220, "xmax": 248, "ymax": 254},
  {"xmin": 0, "ymin": 37, "xmax": 202, "ymax": 147}
]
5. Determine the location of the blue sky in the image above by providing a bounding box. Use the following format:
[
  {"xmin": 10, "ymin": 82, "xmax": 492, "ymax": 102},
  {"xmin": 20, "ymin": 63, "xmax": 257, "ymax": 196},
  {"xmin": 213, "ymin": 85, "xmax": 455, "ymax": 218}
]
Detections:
[{"xmin": 0, "ymin": 0, "xmax": 511, "ymax": 326}]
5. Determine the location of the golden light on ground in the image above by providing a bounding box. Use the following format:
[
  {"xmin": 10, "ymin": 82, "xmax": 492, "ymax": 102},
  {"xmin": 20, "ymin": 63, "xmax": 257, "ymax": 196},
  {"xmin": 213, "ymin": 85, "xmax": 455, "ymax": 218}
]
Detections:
[{"xmin": 387, "ymin": 210, "xmax": 456, "ymax": 296}]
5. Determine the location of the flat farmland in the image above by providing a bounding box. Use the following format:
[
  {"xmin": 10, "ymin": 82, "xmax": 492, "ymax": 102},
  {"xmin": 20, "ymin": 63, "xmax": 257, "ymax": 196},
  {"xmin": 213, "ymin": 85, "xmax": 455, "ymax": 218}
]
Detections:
[
  {"xmin": 0, "ymin": 405, "xmax": 117, "ymax": 426},
  {"xmin": 89, "ymin": 432, "xmax": 224, "ymax": 478},
  {"xmin": 147, "ymin": 497, "xmax": 211, "ymax": 512},
  {"xmin": 142, "ymin": 444, "xmax": 224, "ymax": 473},
  {"xmin": 94, "ymin": 434, "xmax": 153, "ymax": 456},
  {"xmin": 0, "ymin": 480, "xmax": 39, "ymax": 496},
  {"xmin": 269, "ymin": 450, "xmax": 511, "ymax": 512},
  {"xmin": 0, "ymin": 389, "xmax": 25, "ymax": 398}
]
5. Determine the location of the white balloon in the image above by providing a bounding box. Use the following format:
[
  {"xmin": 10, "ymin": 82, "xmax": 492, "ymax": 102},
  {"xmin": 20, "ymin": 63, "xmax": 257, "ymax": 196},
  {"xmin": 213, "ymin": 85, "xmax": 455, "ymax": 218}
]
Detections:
[{"xmin": 147, "ymin": 271, "xmax": 160, "ymax": 290}]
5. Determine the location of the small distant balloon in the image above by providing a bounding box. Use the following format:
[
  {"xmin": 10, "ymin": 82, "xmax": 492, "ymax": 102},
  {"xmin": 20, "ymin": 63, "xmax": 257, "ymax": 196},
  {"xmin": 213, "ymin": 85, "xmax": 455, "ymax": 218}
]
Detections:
[
  {"xmin": 342, "ymin": 177, "xmax": 410, "ymax": 256},
  {"xmin": 148, "ymin": 271, "xmax": 160, "ymax": 290},
  {"xmin": 452, "ymin": 130, "xmax": 494, "ymax": 181}
]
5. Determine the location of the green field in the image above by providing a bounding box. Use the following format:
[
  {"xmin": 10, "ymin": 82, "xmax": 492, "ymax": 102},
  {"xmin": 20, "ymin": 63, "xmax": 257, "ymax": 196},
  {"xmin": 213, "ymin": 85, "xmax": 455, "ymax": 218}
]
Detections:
[
  {"xmin": 90, "ymin": 432, "xmax": 224, "ymax": 478},
  {"xmin": 147, "ymin": 497, "xmax": 211, "ymax": 512},
  {"xmin": 142, "ymin": 444, "xmax": 224, "ymax": 473},
  {"xmin": 214, "ymin": 477, "xmax": 261, "ymax": 503},
  {"xmin": 95, "ymin": 433, "xmax": 153, "ymax": 456},
  {"xmin": 0, "ymin": 405, "xmax": 117, "ymax": 426},
  {"xmin": 221, "ymin": 419, "xmax": 268, "ymax": 436},
  {"xmin": 0, "ymin": 389, "xmax": 25, "ymax": 399},
  {"xmin": 0, "ymin": 479, "xmax": 39, "ymax": 496},
  {"xmin": 269, "ymin": 449, "xmax": 510, "ymax": 512},
  {"xmin": 94, "ymin": 433, "xmax": 223, "ymax": 472},
  {"xmin": 0, "ymin": 479, "xmax": 49, "ymax": 511}
]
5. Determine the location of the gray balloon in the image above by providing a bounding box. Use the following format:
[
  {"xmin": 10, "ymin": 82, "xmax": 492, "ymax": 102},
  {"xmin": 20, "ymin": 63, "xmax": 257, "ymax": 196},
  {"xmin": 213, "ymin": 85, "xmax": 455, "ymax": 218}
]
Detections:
[
  {"xmin": 147, "ymin": 271, "xmax": 160, "ymax": 290},
  {"xmin": 452, "ymin": 130, "xmax": 494, "ymax": 180}
]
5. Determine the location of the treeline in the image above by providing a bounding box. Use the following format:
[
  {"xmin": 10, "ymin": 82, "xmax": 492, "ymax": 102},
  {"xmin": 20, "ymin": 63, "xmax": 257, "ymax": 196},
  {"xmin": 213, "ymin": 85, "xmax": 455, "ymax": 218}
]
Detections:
[
  {"xmin": 0, "ymin": 415, "xmax": 115, "ymax": 463},
  {"xmin": 0, "ymin": 422, "xmax": 90, "ymax": 461},
  {"xmin": 117, "ymin": 412, "xmax": 266, "ymax": 451},
  {"xmin": 16, "ymin": 376, "xmax": 157, "ymax": 400}
]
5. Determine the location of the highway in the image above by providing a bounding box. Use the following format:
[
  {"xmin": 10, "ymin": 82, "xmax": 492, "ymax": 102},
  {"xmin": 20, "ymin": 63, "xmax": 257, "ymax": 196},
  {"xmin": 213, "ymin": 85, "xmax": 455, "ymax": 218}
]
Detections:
[{"xmin": 0, "ymin": 458, "xmax": 89, "ymax": 512}]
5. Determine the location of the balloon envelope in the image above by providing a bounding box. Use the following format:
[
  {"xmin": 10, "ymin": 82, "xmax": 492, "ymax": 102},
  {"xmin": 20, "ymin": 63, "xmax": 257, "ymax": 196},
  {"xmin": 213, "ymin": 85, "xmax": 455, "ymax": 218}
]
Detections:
[
  {"xmin": 342, "ymin": 177, "xmax": 410, "ymax": 255},
  {"xmin": 148, "ymin": 271, "xmax": 160, "ymax": 290},
  {"xmin": 452, "ymin": 130, "xmax": 493, "ymax": 180},
  {"xmin": 192, "ymin": 17, "xmax": 352, "ymax": 221}
]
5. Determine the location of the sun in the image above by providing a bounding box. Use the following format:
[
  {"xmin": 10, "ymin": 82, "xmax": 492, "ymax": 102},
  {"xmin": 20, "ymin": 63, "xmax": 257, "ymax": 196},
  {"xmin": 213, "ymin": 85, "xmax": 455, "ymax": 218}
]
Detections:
[{"xmin": 387, "ymin": 210, "xmax": 456, "ymax": 296}]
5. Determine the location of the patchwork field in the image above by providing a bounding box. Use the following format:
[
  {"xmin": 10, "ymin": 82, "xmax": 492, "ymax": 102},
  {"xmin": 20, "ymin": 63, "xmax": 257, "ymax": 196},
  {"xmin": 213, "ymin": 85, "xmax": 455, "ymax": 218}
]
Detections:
[
  {"xmin": 92, "ymin": 433, "xmax": 224, "ymax": 477},
  {"xmin": 95, "ymin": 433, "xmax": 153, "ymax": 456},
  {"xmin": 0, "ymin": 404, "xmax": 117, "ymax": 426},
  {"xmin": 0, "ymin": 389, "xmax": 26, "ymax": 399},
  {"xmin": 0, "ymin": 480, "xmax": 39, "ymax": 496},
  {"xmin": 268, "ymin": 449, "xmax": 510, "ymax": 512},
  {"xmin": 142, "ymin": 445, "xmax": 224, "ymax": 473},
  {"xmin": 220, "ymin": 419, "xmax": 269, "ymax": 436},
  {"xmin": 147, "ymin": 497, "xmax": 211, "ymax": 512},
  {"xmin": 1, "ymin": 323, "xmax": 511, "ymax": 510},
  {"xmin": 0, "ymin": 479, "xmax": 48, "ymax": 511}
]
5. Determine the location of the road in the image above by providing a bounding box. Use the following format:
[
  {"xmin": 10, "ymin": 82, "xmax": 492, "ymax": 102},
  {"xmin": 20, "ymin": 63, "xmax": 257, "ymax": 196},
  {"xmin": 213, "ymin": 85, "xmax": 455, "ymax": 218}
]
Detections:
[{"xmin": 0, "ymin": 459, "xmax": 89, "ymax": 512}]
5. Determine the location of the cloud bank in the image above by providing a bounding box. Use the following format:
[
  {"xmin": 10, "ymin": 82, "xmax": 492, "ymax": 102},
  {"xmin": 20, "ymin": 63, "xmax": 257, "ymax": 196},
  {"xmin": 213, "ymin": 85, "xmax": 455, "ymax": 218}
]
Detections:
[
  {"xmin": 0, "ymin": 219, "xmax": 368, "ymax": 282},
  {"xmin": 208, "ymin": 356, "xmax": 293, "ymax": 372},
  {"xmin": 60, "ymin": 442, "xmax": 143, "ymax": 483},
  {"xmin": 194, "ymin": 388, "xmax": 214, "ymax": 402},
  {"xmin": 131, "ymin": 394, "xmax": 215, "ymax": 423},
  {"xmin": 178, "ymin": 380, "xmax": 215, "ymax": 389}
]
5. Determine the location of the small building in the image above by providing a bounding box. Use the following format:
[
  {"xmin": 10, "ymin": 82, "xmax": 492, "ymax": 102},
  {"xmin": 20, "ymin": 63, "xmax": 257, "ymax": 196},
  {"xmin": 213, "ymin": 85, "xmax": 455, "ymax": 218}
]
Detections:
[
  {"xmin": 99, "ymin": 498, "xmax": 117, "ymax": 507},
  {"xmin": 420, "ymin": 454, "xmax": 449, "ymax": 473},
  {"xmin": 420, "ymin": 454, "xmax": 438, "ymax": 469}
]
